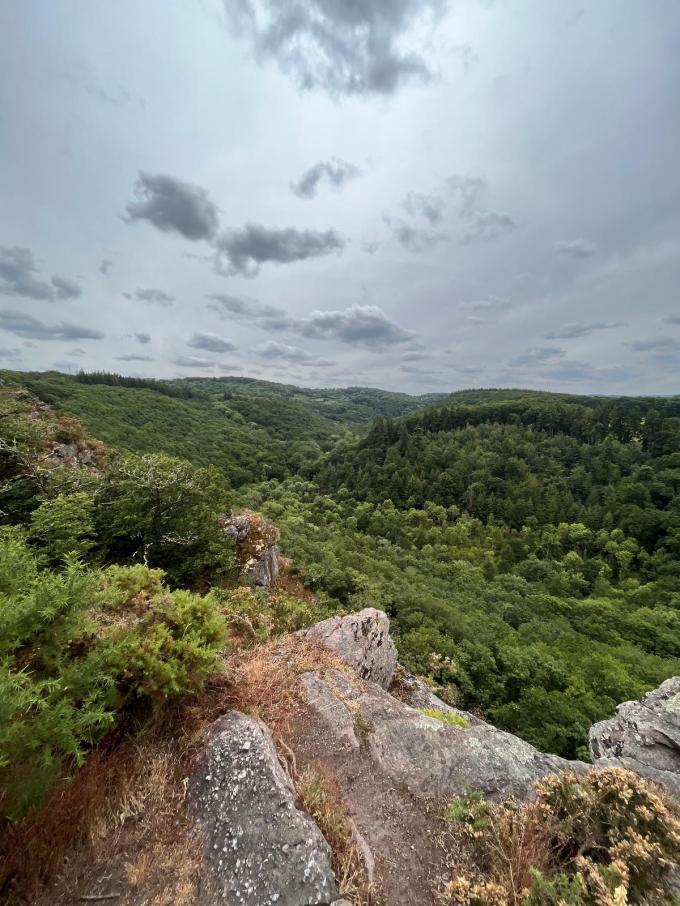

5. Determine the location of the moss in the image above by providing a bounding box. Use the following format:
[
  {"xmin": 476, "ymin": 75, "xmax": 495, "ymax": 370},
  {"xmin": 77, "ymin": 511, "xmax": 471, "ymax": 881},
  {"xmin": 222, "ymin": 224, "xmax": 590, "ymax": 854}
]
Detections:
[{"xmin": 421, "ymin": 708, "xmax": 469, "ymax": 728}]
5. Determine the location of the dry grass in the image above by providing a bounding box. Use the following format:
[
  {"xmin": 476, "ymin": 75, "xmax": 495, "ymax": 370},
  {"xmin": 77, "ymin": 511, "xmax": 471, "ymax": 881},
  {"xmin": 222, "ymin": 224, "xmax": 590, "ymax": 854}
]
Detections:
[
  {"xmin": 296, "ymin": 766, "xmax": 374, "ymax": 906},
  {"xmin": 0, "ymin": 680, "xmax": 235, "ymax": 906},
  {"xmin": 228, "ymin": 633, "xmax": 355, "ymax": 737},
  {"xmin": 0, "ymin": 631, "xmax": 360, "ymax": 905},
  {"xmin": 1, "ymin": 733, "xmax": 204, "ymax": 906}
]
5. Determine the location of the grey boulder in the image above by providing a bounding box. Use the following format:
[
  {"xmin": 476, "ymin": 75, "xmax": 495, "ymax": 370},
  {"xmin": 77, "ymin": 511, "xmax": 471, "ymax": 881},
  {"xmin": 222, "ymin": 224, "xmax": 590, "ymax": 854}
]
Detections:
[
  {"xmin": 306, "ymin": 608, "xmax": 398, "ymax": 689},
  {"xmin": 188, "ymin": 711, "xmax": 337, "ymax": 906},
  {"xmin": 590, "ymin": 676, "xmax": 680, "ymax": 798}
]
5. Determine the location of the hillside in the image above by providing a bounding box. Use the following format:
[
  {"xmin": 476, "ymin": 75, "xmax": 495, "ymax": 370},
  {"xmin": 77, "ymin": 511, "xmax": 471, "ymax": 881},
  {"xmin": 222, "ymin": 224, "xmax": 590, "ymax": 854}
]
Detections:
[
  {"xmin": 1, "ymin": 374, "xmax": 680, "ymax": 903},
  {"xmin": 0, "ymin": 371, "xmax": 448, "ymax": 486}
]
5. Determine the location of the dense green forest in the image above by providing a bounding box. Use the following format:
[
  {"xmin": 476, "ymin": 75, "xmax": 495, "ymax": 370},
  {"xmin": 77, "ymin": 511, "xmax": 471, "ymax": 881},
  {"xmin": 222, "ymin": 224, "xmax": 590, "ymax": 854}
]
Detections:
[{"xmin": 1, "ymin": 368, "xmax": 679, "ymax": 791}]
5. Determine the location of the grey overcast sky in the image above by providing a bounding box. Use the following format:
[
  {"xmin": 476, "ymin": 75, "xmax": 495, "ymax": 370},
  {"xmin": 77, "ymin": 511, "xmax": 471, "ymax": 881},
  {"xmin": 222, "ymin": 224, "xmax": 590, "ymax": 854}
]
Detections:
[{"xmin": 1, "ymin": 0, "xmax": 679, "ymax": 394}]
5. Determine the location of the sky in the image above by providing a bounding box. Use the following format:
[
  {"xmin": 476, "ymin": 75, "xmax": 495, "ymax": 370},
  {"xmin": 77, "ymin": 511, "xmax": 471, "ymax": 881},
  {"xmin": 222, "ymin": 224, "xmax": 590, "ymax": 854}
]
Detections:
[{"xmin": 1, "ymin": 0, "xmax": 679, "ymax": 395}]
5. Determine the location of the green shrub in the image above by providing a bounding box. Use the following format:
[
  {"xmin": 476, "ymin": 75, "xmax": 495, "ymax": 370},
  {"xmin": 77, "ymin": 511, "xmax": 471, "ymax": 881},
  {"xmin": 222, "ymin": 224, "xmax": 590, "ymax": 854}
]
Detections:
[
  {"xmin": 0, "ymin": 530, "xmax": 228, "ymax": 820},
  {"xmin": 28, "ymin": 491, "xmax": 95, "ymax": 566},
  {"xmin": 216, "ymin": 585, "xmax": 327, "ymax": 646}
]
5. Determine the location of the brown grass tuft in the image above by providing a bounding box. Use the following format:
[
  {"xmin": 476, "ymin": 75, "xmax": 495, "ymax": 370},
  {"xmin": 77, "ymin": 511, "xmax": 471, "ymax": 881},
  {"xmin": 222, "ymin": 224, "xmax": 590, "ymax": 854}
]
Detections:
[{"xmin": 296, "ymin": 766, "xmax": 374, "ymax": 906}]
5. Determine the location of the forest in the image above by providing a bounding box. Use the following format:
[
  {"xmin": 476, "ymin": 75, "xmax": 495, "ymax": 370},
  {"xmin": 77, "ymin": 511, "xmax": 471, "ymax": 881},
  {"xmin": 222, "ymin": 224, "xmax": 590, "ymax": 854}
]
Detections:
[{"xmin": 1, "ymin": 369, "xmax": 679, "ymax": 820}]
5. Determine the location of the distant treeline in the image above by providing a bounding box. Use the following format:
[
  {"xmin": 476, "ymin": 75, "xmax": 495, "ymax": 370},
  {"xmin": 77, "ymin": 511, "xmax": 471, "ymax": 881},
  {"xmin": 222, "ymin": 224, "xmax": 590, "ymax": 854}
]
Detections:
[{"xmin": 74, "ymin": 371, "xmax": 202, "ymax": 399}]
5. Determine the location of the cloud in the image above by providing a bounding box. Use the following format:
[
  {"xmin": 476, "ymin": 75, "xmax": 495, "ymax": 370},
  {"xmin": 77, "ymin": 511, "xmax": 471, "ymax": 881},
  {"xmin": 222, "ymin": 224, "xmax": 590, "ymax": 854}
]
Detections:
[
  {"xmin": 66, "ymin": 347, "xmax": 87, "ymax": 358},
  {"xmin": 626, "ymin": 337, "xmax": 680, "ymax": 352},
  {"xmin": 0, "ymin": 246, "xmax": 56, "ymax": 300},
  {"xmin": 124, "ymin": 172, "xmax": 220, "ymax": 241},
  {"xmin": 297, "ymin": 304, "xmax": 416, "ymax": 349},
  {"xmin": 403, "ymin": 192, "xmax": 445, "ymax": 225},
  {"xmin": 125, "ymin": 288, "xmax": 175, "ymax": 307},
  {"xmin": 99, "ymin": 259, "xmax": 112, "ymax": 276},
  {"xmin": 187, "ymin": 331, "xmax": 237, "ymax": 353},
  {"xmin": 461, "ymin": 210, "xmax": 517, "ymax": 243},
  {"xmin": 223, "ymin": 0, "xmax": 447, "ymax": 96},
  {"xmin": 553, "ymin": 238, "xmax": 597, "ymax": 258},
  {"xmin": 206, "ymin": 293, "xmax": 288, "ymax": 323},
  {"xmin": 544, "ymin": 321, "xmax": 626, "ymax": 339},
  {"xmin": 51, "ymin": 274, "xmax": 82, "ymax": 299},
  {"xmin": 116, "ymin": 353, "xmax": 155, "ymax": 362},
  {"xmin": 459, "ymin": 295, "xmax": 511, "ymax": 315},
  {"xmin": 252, "ymin": 340, "xmax": 333, "ymax": 365},
  {"xmin": 447, "ymin": 175, "xmax": 487, "ymax": 217},
  {"xmin": 509, "ymin": 346, "xmax": 566, "ymax": 367},
  {"xmin": 171, "ymin": 354, "xmax": 217, "ymax": 369},
  {"xmin": 539, "ymin": 361, "xmax": 633, "ymax": 383},
  {"xmin": 0, "ymin": 347, "xmax": 22, "ymax": 362},
  {"xmin": 134, "ymin": 332, "xmax": 151, "ymax": 344},
  {"xmin": 665, "ymin": 315, "xmax": 680, "ymax": 325},
  {"xmin": 0, "ymin": 309, "xmax": 104, "ymax": 340},
  {"xmin": 214, "ymin": 224, "xmax": 344, "ymax": 276},
  {"xmin": 291, "ymin": 158, "xmax": 361, "ymax": 198},
  {"xmin": 387, "ymin": 218, "xmax": 448, "ymax": 252}
]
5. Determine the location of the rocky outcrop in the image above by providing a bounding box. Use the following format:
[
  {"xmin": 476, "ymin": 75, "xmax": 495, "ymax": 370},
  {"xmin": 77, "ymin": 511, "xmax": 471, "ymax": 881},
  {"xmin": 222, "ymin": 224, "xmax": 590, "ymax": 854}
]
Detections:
[
  {"xmin": 188, "ymin": 711, "xmax": 339, "ymax": 906},
  {"xmin": 590, "ymin": 677, "xmax": 680, "ymax": 798},
  {"xmin": 221, "ymin": 510, "xmax": 280, "ymax": 589},
  {"xmin": 298, "ymin": 666, "xmax": 573, "ymax": 804},
  {"xmin": 186, "ymin": 609, "xmax": 679, "ymax": 906},
  {"xmin": 306, "ymin": 608, "xmax": 398, "ymax": 689}
]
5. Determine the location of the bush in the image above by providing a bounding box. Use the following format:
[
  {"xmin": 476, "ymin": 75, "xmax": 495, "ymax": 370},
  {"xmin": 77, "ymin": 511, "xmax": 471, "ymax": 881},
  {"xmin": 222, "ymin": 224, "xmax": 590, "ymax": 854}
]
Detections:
[
  {"xmin": 0, "ymin": 530, "xmax": 228, "ymax": 820},
  {"xmin": 445, "ymin": 767, "xmax": 680, "ymax": 905},
  {"xmin": 216, "ymin": 585, "xmax": 326, "ymax": 646}
]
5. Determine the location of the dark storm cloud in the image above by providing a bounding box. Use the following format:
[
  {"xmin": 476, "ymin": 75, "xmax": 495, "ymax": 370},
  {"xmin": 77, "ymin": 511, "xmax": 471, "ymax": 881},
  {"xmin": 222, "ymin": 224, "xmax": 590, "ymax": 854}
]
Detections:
[
  {"xmin": 99, "ymin": 259, "xmax": 113, "ymax": 276},
  {"xmin": 0, "ymin": 246, "xmax": 56, "ymax": 300},
  {"xmin": 403, "ymin": 192, "xmax": 445, "ymax": 225},
  {"xmin": 134, "ymin": 332, "xmax": 151, "ymax": 344},
  {"xmin": 291, "ymin": 158, "xmax": 361, "ymax": 198},
  {"xmin": 51, "ymin": 274, "xmax": 82, "ymax": 299},
  {"xmin": 126, "ymin": 288, "xmax": 175, "ymax": 307},
  {"xmin": 124, "ymin": 172, "xmax": 220, "ymax": 241},
  {"xmin": 252, "ymin": 340, "xmax": 333, "ymax": 365},
  {"xmin": 0, "ymin": 310, "xmax": 104, "ymax": 340},
  {"xmin": 461, "ymin": 210, "xmax": 516, "ymax": 243},
  {"xmin": 509, "ymin": 346, "xmax": 565, "ymax": 367},
  {"xmin": 116, "ymin": 353, "xmax": 155, "ymax": 362},
  {"xmin": 214, "ymin": 224, "xmax": 344, "ymax": 276},
  {"xmin": 296, "ymin": 304, "xmax": 416, "ymax": 349},
  {"xmin": 223, "ymin": 0, "xmax": 447, "ymax": 96},
  {"xmin": 553, "ymin": 238, "xmax": 597, "ymax": 258},
  {"xmin": 544, "ymin": 321, "xmax": 626, "ymax": 339},
  {"xmin": 626, "ymin": 337, "xmax": 680, "ymax": 352},
  {"xmin": 187, "ymin": 331, "xmax": 237, "ymax": 353}
]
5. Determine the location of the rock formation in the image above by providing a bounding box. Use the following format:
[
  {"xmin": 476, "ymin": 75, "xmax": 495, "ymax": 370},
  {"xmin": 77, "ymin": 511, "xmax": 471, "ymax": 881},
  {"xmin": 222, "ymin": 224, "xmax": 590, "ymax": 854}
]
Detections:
[
  {"xmin": 305, "ymin": 607, "xmax": 398, "ymax": 689},
  {"xmin": 188, "ymin": 608, "xmax": 590, "ymax": 905},
  {"xmin": 221, "ymin": 510, "xmax": 281, "ymax": 589},
  {"xmin": 188, "ymin": 712, "xmax": 340, "ymax": 906},
  {"xmin": 590, "ymin": 676, "xmax": 680, "ymax": 798}
]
